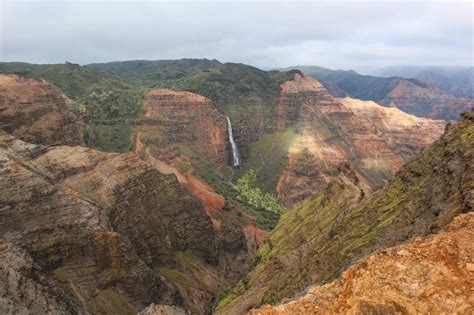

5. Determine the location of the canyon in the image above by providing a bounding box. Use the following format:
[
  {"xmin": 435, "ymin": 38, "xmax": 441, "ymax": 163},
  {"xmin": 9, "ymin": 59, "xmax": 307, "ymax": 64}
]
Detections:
[
  {"xmin": 0, "ymin": 74, "xmax": 259, "ymax": 314},
  {"xmin": 218, "ymin": 109, "xmax": 473, "ymax": 314},
  {"xmin": 0, "ymin": 61, "xmax": 472, "ymax": 315}
]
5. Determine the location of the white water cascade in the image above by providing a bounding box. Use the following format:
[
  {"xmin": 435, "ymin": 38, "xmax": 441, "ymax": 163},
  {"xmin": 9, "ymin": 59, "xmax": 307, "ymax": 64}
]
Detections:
[{"xmin": 226, "ymin": 116, "xmax": 240, "ymax": 166}]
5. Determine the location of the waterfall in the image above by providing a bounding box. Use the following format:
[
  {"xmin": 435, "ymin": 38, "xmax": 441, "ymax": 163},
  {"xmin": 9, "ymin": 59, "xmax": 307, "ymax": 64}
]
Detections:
[{"xmin": 226, "ymin": 116, "xmax": 240, "ymax": 166}]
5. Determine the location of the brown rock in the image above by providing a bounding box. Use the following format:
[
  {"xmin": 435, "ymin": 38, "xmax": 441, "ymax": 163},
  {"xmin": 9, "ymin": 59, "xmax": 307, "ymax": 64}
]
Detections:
[
  {"xmin": 0, "ymin": 74, "xmax": 83, "ymax": 146},
  {"xmin": 275, "ymin": 74, "xmax": 446, "ymax": 206},
  {"xmin": 140, "ymin": 89, "xmax": 229, "ymax": 165},
  {"xmin": 249, "ymin": 212, "xmax": 474, "ymax": 315},
  {"xmin": 0, "ymin": 130, "xmax": 219, "ymax": 314}
]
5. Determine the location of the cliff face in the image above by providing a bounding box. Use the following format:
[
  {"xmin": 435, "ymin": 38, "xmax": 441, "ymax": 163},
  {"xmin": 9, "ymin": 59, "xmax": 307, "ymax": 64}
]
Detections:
[
  {"xmin": 273, "ymin": 74, "xmax": 446, "ymax": 206},
  {"xmin": 140, "ymin": 89, "xmax": 229, "ymax": 165},
  {"xmin": 250, "ymin": 212, "xmax": 474, "ymax": 315},
  {"xmin": 135, "ymin": 89, "xmax": 268, "ymax": 297},
  {"xmin": 379, "ymin": 78, "xmax": 473, "ymax": 120},
  {"xmin": 135, "ymin": 88, "xmax": 229, "ymax": 213},
  {"xmin": 216, "ymin": 110, "xmax": 473, "ymax": 314},
  {"xmin": 0, "ymin": 74, "xmax": 83, "ymax": 146}
]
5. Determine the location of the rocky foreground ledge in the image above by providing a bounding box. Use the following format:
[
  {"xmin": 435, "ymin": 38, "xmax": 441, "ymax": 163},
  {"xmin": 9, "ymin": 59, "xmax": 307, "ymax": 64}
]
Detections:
[{"xmin": 250, "ymin": 212, "xmax": 474, "ymax": 314}]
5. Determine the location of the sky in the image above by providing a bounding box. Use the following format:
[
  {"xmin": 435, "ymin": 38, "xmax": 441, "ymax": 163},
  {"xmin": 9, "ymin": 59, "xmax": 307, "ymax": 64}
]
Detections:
[{"xmin": 1, "ymin": 0, "xmax": 472, "ymax": 71}]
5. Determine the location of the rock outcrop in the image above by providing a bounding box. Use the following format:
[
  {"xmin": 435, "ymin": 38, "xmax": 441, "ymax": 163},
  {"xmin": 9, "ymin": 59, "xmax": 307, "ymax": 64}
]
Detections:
[
  {"xmin": 216, "ymin": 110, "xmax": 473, "ymax": 314},
  {"xmin": 0, "ymin": 130, "xmax": 219, "ymax": 314},
  {"xmin": 274, "ymin": 74, "xmax": 446, "ymax": 206},
  {"xmin": 380, "ymin": 78, "xmax": 473, "ymax": 120},
  {"xmin": 0, "ymin": 74, "xmax": 83, "ymax": 146},
  {"xmin": 140, "ymin": 89, "xmax": 229, "ymax": 165},
  {"xmin": 250, "ymin": 212, "xmax": 474, "ymax": 315}
]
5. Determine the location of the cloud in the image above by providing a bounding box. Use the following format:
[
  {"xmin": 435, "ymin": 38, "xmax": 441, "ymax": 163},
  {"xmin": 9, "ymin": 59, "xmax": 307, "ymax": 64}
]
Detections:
[{"xmin": 1, "ymin": 0, "xmax": 472, "ymax": 70}]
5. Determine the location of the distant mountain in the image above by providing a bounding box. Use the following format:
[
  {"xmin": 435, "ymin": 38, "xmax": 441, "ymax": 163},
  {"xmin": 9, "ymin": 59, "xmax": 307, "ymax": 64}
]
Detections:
[
  {"xmin": 373, "ymin": 65, "xmax": 474, "ymax": 98},
  {"xmin": 88, "ymin": 59, "xmax": 298, "ymax": 106},
  {"xmin": 283, "ymin": 65, "xmax": 395, "ymax": 100},
  {"xmin": 88, "ymin": 58, "xmax": 222, "ymax": 86},
  {"xmin": 287, "ymin": 65, "xmax": 473, "ymax": 120}
]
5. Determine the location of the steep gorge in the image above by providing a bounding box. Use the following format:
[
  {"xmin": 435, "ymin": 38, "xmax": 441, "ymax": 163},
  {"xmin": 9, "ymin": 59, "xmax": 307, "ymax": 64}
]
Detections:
[
  {"xmin": 247, "ymin": 74, "xmax": 446, "ymax": 206},
  {"xmin": 0, "ymin": 65, "xmax": 469, "ymax": 315},
  {"xmin": 217, "ymin": 110, "xmax": 473, "ymax": 314},
  {"xmin": 0, "ymin": 76, "xmax": 260, "ymax": 314}
]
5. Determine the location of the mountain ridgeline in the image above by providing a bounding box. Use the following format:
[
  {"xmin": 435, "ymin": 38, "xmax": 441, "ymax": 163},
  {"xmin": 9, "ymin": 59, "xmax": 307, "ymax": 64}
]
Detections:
[
  {"xmin": 0, "ymin": 59, "xmax": 472, "ymax": 314},
  {"xmin": 289, "ymin": 65, "xmax": 473, "ymax": 120}
]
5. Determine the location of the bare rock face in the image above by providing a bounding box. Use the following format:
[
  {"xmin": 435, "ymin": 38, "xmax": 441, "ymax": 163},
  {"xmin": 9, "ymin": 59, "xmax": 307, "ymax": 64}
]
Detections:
[
  {"xmin": 380, "ymin": 78, "xmax": 473, "ymax": 120},
  {"xmin": 275, "ymin": 74, "xmax": 446, "ymax": 206},
  {"xmin": 140, "ymin": 89, "xmax": 229, "ymax": 164},
  {"xmin": 0, "ymin": 74, "xmax": 83, "ymax": 146},
  {"xmin": 0, "ymin": 130, "xmax": 220, "ymax": 314},
  {"xmin": 0, "ymin": 240, "xmax": 85, "ymax": 314},
  {"xmin": 250, "ymin": 212, "xmax": 474, "ymax": 315}
]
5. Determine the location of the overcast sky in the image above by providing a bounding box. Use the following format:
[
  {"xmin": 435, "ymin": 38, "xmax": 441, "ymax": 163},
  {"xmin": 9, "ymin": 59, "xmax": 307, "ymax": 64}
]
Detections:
[{"xmin": 1, "ymin": 0, "xmax": 472, "ymax": 71}]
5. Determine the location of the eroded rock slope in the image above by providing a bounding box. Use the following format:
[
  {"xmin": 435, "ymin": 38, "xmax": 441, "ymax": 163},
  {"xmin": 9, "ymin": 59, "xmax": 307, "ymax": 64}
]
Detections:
[
  {"xmin": 0, "ymin": 74, "xmax": 83, "ymax": 146},
  {"xmin": 273, "ymin": 74, "xmax": 446, "ymax": 206},
  {"xmin": 250, "ymin": 212, "xmax": 474, "ymax": 314}
]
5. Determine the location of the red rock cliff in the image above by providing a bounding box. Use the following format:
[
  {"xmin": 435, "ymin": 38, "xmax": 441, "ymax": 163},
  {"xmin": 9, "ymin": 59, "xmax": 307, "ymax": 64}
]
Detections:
[
  {"xmin": 140, "ymin": 89, "xmax": 229, "ymax": 164},
  {"xmin": 275, "ymin": 74, "xmax": 446, "ymax": 206}
]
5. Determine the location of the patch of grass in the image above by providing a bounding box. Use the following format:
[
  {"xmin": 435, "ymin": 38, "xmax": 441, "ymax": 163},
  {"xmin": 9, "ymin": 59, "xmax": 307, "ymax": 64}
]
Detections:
[
  {"xmin": 52, "ymin": 267, "xmax": 66, "ymax": 279},
  {"xmin": 99, "ymin": 287, "xmax": 135, "ymax": 315},
  {"xmin": 84, "ymin": 125, "xmax": 136, "ymax": 152},
  {"xmin": 235, "ymin": 169, "xmax": 285, "ymax": 214},
  {"xmin": 158, "ymin": 267, "xmax": 185, "ymax": 283},
  {"xmin": 239, "ymin": 128, "xmax": 299, "ymax": 193}
]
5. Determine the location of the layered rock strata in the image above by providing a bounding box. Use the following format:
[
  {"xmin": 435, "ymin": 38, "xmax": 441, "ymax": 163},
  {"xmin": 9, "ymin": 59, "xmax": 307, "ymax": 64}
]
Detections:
[
  {"xmin": 274, "ymin": 74, "xmax": 446, "ymax": 206},
  {"xmin": 0, "ymin": 74, "xmax": 83, "ymax": 146},
  {"xmin": 380, "ymin": 78, "xmax": 473, "ymax": 120}
]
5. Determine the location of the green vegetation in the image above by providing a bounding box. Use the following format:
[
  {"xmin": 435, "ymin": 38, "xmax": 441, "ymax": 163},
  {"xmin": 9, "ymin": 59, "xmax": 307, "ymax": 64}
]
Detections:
[
  {"xmin": 286, "ymin": 65, "xmax": 395, "ymax": 100},
  {"xmin": 89, "ymin": 60, "xmax": 298, "ymax": 107},
  {"xmin": 178, "ymin": 145, "xmax": 283, "ymax": 230},
  {"xmin": 215, "ymin": 279, "xmax": 249, "ymax": 312},
  {"xmin": 88, "ymin": 58, "xmax": 221, "ymax": 86},
  {"xmin": 0, "ymin": 62, "xmax": 144, "ymax": 120},
  {"xmin": 239, "ymin": 128, "xmax": 298, "ymax": 193},
  {"xmin": 235, "ymin": 169, "xmax": 285, "ymax": 214},
  {"xmin": 84, "ymin": 125, "xmax": 135, "ymax": 152}
]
